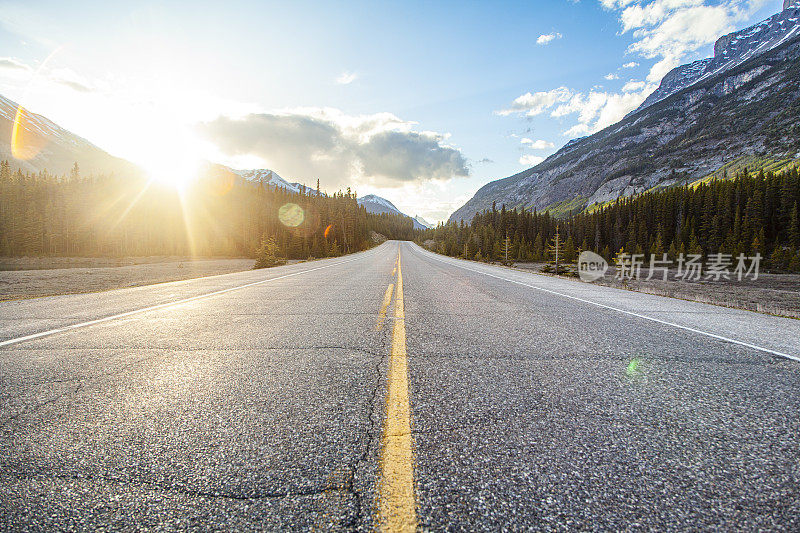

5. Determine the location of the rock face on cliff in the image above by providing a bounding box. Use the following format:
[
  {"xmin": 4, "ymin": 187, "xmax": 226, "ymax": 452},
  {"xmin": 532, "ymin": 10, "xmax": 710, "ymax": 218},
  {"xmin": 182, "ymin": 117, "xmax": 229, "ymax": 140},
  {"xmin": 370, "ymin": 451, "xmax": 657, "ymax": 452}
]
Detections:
[{"xmin": 449, "ymin": 8, "xmax": 800, "ymax": 223}]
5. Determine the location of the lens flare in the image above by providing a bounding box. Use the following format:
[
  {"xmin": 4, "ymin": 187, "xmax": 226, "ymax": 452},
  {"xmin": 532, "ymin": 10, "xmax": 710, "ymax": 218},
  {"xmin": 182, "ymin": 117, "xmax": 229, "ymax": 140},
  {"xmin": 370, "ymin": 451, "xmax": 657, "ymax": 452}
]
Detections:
[
  {"xmin": 11, "ymin": 46, "xmax": 64, "ymax": 161},
  {"xmin": 278, "ymin": 203, "xmax": 305, "ymax": 227},
  {"xmin": 11, "ymin": 106, "xmax": 47, "ymax": 161},
  {"xmin": 626, "ymin": 357, "xmax": 642, "ymax": 377},
  {"xmin": 324, "ymin": 224, "xmax": 333, "ymax": 239}
]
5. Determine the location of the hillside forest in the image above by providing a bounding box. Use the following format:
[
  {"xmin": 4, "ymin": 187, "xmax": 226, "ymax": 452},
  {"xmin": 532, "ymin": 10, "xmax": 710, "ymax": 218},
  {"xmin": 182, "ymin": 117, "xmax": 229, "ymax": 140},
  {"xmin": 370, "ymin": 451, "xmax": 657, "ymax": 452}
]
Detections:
[
  {"xmin": 0, "ymin": 161, "xmax": 415, "ymax": 259},
  {"xmin": 421, "ymin": 166, "xmax": 800, "ymax": 272}
]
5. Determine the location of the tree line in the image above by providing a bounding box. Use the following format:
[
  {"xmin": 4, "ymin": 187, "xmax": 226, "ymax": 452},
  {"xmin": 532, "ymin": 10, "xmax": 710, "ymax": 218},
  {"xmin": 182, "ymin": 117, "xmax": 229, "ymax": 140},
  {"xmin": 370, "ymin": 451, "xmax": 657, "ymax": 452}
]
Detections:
[
  {"xmin": 420, "ymin": 166, "xmax": 800, "ymax": 272},
  {"xmin": 0, "ymin": 161, "xmax": 416, "ymax": 259}
]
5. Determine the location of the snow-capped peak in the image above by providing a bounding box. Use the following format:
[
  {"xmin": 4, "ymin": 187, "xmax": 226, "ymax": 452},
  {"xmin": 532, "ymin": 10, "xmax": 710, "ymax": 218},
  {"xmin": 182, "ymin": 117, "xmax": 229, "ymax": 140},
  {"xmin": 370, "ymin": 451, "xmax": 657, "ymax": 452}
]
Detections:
[
  {"xmin": 413, "ymin": 215, "xmax": 433, "ymax": 229},
  {"xmin": 357, "ymin": 194, "xmax": 400, "ymax": 212},
  {"xmin": 636, "ymin": 3, "xmax": 800, "ymax": 113},
  {"xmin": 230, "ymin": 168, "xmax": 320, "ymax": 195}
]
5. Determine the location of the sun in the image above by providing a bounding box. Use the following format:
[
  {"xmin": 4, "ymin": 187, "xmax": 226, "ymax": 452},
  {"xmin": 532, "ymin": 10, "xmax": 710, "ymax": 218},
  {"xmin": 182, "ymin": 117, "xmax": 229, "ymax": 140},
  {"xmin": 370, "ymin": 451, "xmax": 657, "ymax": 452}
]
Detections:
[
  {"xmin": 146, "ymin": 158, "xmax": 200, "ymax": 191},
  {"xmin": 142, "ymin": 147, "xmax": 203, "ymax": 192}
]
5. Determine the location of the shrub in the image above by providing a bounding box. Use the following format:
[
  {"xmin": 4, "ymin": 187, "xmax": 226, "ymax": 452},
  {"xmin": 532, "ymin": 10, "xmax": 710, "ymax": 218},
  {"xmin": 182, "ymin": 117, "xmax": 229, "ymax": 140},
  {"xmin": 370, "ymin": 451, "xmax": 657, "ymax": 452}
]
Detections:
[{"xmin": 254, "ymin": 237, "xmax": 286, "ymax": 269}]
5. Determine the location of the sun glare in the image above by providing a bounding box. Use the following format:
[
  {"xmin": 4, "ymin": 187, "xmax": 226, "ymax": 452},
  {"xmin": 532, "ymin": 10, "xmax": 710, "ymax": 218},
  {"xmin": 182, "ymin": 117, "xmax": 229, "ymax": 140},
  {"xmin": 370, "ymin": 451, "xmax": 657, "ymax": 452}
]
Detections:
[{"xmin": 144, "ymin": 152, "xmax": 202, "ymax": 191}]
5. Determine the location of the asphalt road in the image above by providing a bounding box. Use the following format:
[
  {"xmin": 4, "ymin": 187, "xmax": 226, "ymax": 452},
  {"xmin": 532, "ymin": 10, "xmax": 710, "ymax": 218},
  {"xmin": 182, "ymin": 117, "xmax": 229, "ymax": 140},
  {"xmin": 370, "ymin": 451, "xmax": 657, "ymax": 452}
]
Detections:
[{"xmin": 2, "ymin": 240, "xmax": 799, "ymax": 530}]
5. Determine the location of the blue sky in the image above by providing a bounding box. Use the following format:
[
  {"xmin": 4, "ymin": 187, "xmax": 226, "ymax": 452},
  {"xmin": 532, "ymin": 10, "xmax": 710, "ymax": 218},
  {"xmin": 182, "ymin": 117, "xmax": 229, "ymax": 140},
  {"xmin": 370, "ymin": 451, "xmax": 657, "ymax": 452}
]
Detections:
[{"xmin": 0, "ymin": 0, "xmax": 783, "ymax": 222}]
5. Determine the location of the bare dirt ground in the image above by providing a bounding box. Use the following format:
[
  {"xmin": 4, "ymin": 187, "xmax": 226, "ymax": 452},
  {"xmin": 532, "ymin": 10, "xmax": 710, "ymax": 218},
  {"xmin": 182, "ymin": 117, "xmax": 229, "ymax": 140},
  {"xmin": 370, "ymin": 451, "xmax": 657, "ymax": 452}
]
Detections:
[
  {"xmin": 0, "ymin": 256, "xmax": 257, "ymax": 300},
  {"xmin": 511, "ymin": 262, "xmax": 800, "ymax": 319}
]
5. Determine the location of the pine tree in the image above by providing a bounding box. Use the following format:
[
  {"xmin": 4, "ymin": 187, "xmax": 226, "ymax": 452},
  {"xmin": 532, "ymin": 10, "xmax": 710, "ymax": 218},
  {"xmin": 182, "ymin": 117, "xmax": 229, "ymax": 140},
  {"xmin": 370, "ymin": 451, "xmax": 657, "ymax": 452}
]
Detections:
[
  {"xmin": 789, "ymin": 203, "xmax": 800, "ymax": 248},
  {"xmin": 563, "ymin": 235, "xmax": 575, "ymax": 263},
  {"xmin": 547, "ymin": 225, "xmax": 562, "ymax": 274}
]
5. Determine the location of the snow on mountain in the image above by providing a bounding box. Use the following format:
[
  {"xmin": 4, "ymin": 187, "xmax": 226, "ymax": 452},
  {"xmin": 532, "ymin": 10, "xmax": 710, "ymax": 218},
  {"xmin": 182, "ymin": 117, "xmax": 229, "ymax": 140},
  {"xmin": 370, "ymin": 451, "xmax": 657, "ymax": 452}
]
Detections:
[
  {"xmin": 637, "ymin": 2, "xmax": 800, "ymax": 112},
  {"xmin": 233, "ymin": 168, "xmax": 298, "ymax": 192},
  {"xmin": 413, "ymin": 215, "xmax": 434, "ymax": 229},
  {"xmin": 232, "ymin": 168, "xmax": 321, "ymax": 195},
  {"xmin": 358, "ymin": 194, "xmax": 401, "ymax": 214},
  {"xmin": 357, "ymin": 194, "xmax": 428, "ymax": 230}
]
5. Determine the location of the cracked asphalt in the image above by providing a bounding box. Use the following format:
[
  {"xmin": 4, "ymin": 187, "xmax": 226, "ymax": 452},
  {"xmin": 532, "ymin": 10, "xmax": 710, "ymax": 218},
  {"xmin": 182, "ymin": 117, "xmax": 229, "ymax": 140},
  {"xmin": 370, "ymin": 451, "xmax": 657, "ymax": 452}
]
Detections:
[{"xmin": 2, "ymin": 240, "xmax": 800, "ymax": 530}]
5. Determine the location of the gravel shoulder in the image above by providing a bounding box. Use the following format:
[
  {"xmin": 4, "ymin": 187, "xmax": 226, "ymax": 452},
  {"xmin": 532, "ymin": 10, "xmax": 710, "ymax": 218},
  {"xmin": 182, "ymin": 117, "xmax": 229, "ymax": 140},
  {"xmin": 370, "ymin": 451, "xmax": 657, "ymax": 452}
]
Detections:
[
  {"xmin": 0, "ymin": 257, "xmax": 257, "ymax": 300},
  {"xmin": 510, "ymin": 262, "xmax": 800, "ymax": 319}
]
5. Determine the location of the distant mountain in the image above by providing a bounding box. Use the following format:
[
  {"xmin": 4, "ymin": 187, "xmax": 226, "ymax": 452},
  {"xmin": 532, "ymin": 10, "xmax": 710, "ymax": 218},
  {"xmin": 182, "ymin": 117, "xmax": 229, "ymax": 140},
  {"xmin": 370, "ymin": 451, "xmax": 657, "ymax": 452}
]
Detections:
[
  {"xmin": 0, "ymin": 94, "xmax": 141, "ymax": 177},
  {"xmin": 357, "ymin": 194, "xmax": 428, "ymax": 230},
  {"xmin": 357, "ymin": 194, "xmax": 401, "ymax": 215},
  {"xmin": 413, "ymin": 215, "xmax": 434, "ymax": 229},
  {"xmin": 450, "ymin": 4, "xmax": 800, "ymax": 223},
  {"xmin": 231, "ymin": 168, "xmax": 321, "ymax": 195}
]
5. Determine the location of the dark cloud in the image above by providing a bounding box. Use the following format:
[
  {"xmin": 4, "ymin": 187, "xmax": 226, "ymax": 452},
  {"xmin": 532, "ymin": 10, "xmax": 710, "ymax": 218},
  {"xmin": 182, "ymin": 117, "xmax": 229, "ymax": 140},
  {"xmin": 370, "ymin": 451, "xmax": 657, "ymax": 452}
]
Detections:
[
  {"xmin": 198, "ymin": 111, "xmax": 469, "ymax": 188},
  {"xmin": 356, "ymin": 130, "xmax": 468, "ymax": 182}
]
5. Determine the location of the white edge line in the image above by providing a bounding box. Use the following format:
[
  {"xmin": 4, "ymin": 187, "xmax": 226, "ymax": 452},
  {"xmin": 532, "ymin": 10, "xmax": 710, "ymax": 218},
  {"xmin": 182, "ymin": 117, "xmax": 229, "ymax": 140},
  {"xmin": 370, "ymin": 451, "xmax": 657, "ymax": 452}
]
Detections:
[
  {"xmin": 413, "ymin": 244, "xmax": 800, "ymax": 363},
  {"xmin": 0, "ymin": 255, "xmax": 363, "ymax": 348}
]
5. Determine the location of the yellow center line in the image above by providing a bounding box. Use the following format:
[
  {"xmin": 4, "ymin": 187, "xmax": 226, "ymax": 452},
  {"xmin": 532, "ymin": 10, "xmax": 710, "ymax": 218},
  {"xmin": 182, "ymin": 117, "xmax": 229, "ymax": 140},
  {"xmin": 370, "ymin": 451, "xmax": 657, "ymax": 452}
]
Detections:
[
  {"xmin": 376, "ymin": 283, "xmax": 395, "ymax": 330},
  {"xmin": 377, "ymin": 249, "xmax": 417, "ymax": 532}
]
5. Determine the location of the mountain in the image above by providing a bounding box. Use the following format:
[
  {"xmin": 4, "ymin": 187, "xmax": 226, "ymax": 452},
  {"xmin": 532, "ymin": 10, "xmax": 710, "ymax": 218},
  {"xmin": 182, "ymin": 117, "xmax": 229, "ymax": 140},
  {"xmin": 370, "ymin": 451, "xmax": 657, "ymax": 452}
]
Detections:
[
  {"xmin": 0, "ymin": 94, "xmax": 141, "ymax": 177},
  {"xmin": 637, "ymin": 1, "xmax": 800, "ymax": 112},
  {"xmin": 231, "ymin": 168, "xmax": 321, "ymax": 195},
  {"xmin": 450, "ymin": 4, "xmax": 800, "ymax": 223},
  {"xmin": 0, "ymin": 96, "xmax": 424, "ymax": 233},
  {"xmin": 358, "ymin": 194, "xmax": 401, "ymax": 215},
  {"xmin": 413, "ymin": 215, "xmax": 434, "ymax": 229},
  {"xmin": 0, "ymin": 95, "xmax": 325, "ymax": 198},
  {"xmin": 357, "ymin": 194, "xmax": 428, "ymax": 230}
]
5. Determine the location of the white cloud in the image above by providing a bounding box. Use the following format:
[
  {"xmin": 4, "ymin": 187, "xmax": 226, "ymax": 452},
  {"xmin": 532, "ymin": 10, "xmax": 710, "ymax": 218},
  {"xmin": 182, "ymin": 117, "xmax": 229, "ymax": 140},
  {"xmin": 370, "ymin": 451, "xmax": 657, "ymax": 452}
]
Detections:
[
  {"xmin": 0, "ymin": 57, "xmax": 31, "ymax": 71},
  {"xmin": 600, "ymin": 0, "xmax": 769, "ymax": 83},
  {"xmin": 519, "ymin": 154, "xmax": 545, "ymax": 166},
  {"xmin": 563, "ymin": 123, "xmax": 591, "ymax": 138},
  {"xmin": 521, "ymin": 138, "xmax": 555, "ymax": 149},
  {"xmin": 501, "ymin": 80, "xmax": 658, "ymax": 138},
  {"xmin": 335, "ymin": 71, "xmax": 358, "ymax": 85},
  {"xmin": 500, "ymin": 1, "xmax": 768, "ymax": 142},
  {"xmin": 49, "ymin": 67, "xmax": 94, "ymax": 93},
  {"xmin": 0, "ymin": 59, "xmax": 98, "ymax": 93},
  {"xmin": 622, "ymin": 79, "xmax": 647, "ymax": 92},
  {"xmin": 496, "ymin": 86, "xmax": 573, "ymax": 116},
  {"xmin": 536, "ymin": 32, "xmax": 563, "ymax": 45},
  {"xmin": 198, "ymin": 108, "xmax": 469, "ymax": 189}
]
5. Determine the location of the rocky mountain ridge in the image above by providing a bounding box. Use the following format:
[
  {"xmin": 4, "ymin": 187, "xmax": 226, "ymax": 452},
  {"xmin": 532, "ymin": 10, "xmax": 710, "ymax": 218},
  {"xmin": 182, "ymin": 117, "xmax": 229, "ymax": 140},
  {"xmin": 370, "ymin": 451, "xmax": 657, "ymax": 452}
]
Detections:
[
  {"xmin": 637, "ymin": 1, "xmax": 800, "ymax": 112},
  {"xmin": 449, "ymin": 6, "xmax": 800, "ymax": 223},
  {"xmin": 231, "ymin": 168, "xmax": 321, "ymax": 196}
]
